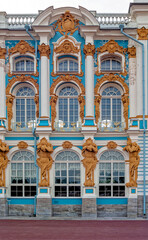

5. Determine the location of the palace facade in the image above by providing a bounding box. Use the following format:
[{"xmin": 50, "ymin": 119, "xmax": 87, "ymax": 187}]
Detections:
[{"xmin": 0, "ymin": 0, "xmax": 148, "ymax": 218}]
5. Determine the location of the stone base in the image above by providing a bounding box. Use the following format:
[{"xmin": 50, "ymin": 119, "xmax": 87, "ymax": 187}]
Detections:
[
  {"xmin": 9, "ymin": 205, "xmax": 34, "ymax": 216},
  {"xmin": 36, "ymin": 198, "xmax": 52, "ymax": 217},
  {"xmin": 97, "ymin": 205, "xmax": 127, "ymax": 218},
  {"xmin": 127, "ymin": 198, "xmax": 137, "ymax": 218},
  {"xmin": 82, "ymin": 198, "xmax": 97, "ymax": 217},
  {"xmin": 137, "ymin": 196, "xmax": 148, "ymax": 218},
  {"xmin": 0, "ymin": 198, "xmax": 8, "ymax": 216},
  {"xmin": 52, "ymin": 205, "xmax": 81, "ymax": 217}
]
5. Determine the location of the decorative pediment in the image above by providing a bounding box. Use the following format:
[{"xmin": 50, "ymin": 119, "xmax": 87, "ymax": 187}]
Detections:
[
  {"xmin": 54, "ymin": 11, "xmax": 79, "ymax": 36},
  {"xmin": 54, "ymin": 40, "xmax": 79, "ymax": 54},
  {"xmin": 9, "ymin": 40, "xmax": 35, "ymax": 55},
  {"xmin": 97, "ymin": 40, "xmax": 125, "ymax": 54}
]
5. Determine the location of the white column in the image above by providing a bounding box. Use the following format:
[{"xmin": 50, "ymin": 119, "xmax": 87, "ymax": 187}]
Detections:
[
  {"xmin": 136, "ymin": 43, "xmax": 143, "ymax": 116},
  {"xmin": 0, "ymin": 47, "xmax": 6, "ymax": 119},
  {"xmin": 38, "ymin": 43, "xmax": 50, "ymax": 118},
  {"xmin": 84, "ymin": 43, "xmax": 95, "ymax": 117}
]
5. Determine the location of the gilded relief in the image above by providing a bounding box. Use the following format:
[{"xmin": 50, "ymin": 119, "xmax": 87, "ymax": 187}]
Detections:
[
  {"xmin": 123, "ymin": 138, "xmax": 140, "ymax": 187},
  {"xmin": 128, "ymin": 46, "xmax": 136, "ymax": 58},
  {"xmin": 54, "ymin": 40, "xmax": 79, "ymax": 54},
  {"xmin": 17, "ymin": 141, "xmax": 28, "ymax": 149},
  {"xmin": 137, "ymin": 27, "xmax": 148, "ymax": 40},
  {"xmin": 0, "ymin": 47, "xmax": 6, "ymax": 59},
  {"xmin": 94, "ymin": 94, "xmax": 101, "ymax": 125},
  {"xmin": 82, "ymin": 138, "xmax": 98, "ymax": 187},
  {"xmin": 107, "ymin": 141, "xmax": 117, "ymax": 149},
  {"xmin": 122, "ymin": 94, "xmax": 129, "ymax": 130},
  {"xmin": 34, "ymin": 94, "xmax": 39, "ymax": 118},
  {"xmin": 62, "ymin": 141, "xmax": 73, "ymax": 149},
  {"xmin": 83, "ymin": 43, "xmax": 95, "ymax": 57},
  {"xmin": 9, "ymin": 40, "xmax": 35, "ymax": 55},
  {"xmin": 54, "ymin": 11, "xmax": 79, "ymax": 36},
  {"xmin": 37, "ymin": 138, "xmax": 54, "ymax": 187},
  {"xmin": 6, "ymin": 95, "xmax": 14, "ymax": 131},
  {"xmin": 0, "ymin": 140, "xmax": 9, "ymax": 187},
  {"xmin": 78, "ymin": 94, "xmax": 85, "ymax": 123},
  {"xmin": 38, "ymin": 43, "xmax": 51, "ymax": 58}
]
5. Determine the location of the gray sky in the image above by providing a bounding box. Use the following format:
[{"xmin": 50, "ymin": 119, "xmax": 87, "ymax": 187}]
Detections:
[{"xmin": 1, "ymin": 0, "xmax": 133, "ymax": 14}]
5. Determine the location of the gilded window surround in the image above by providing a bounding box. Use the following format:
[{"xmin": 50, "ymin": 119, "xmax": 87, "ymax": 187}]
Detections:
[
  {"xmin": 6, "ymin": 75, "xmax": 39, "ymax": 131},
  {"xmin": 51, "ymin": 36, "xmax": 83, "ymax": 77},
  {"xmin": 96, "ymin": 40, "xmax": 127, "ymax": 76},
  {"xmin": 8, "ymin": 40, "xmax": 39, "ymax": 77},
  {"xmin": 95, "ymin": 73, "xmax": 129, "ymax": 130}
]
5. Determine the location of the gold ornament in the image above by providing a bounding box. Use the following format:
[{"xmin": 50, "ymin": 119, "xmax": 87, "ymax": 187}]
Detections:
[
  {"xmin": 0, "ymin": 140, "xmax": 9, "ymax": 187},
  {"xmin": 107, "ymin": 141, "xmax": 117, "ymax": 149},
  {"xmin": 6, "ymin": 95, "xmax": 15, "ymax": 131},
  {"xmin": 8, "ymin": 40, "xmax": 35, "ymax": 55},
  {"xmin": 83, "ymin": 43, "xmax": 95, "ymax": 57},
  {"xmin": 82, "ymin": 138, "xmax": 98, "ymax": 187},
  {"xmin": 78, "ymin": 94, "xmax": 85, "ymax": 123},
  {"xmin": 62, "ymin": 141, "xmax": 73, "ymax": 149},
  {"xmin": 38, "ymin": 43, "xmax": 51, "ymax": 58},
  {"xmin": 54, "ymin": 40, "xmax": 79, "ymax": 54},
  {"xmin": 123, "ymin": 138, "xmax": 140, "ymax": 187},
  {"xmin": 0, "ymin": 47, "xmax": 6, "ymax": 59},
  {"xmin": 97, "ymin": 40, "xmax": 125, "ymax": 54},
  {"xmin": 54, "ymin": 11, "xmax": 79, "ymax": 36},
  {"xmin": 17, "ymin": 141, "xmax": 28, "ymax": 149},
  {"xmin": 94, "ymin": 94, "xmax": 101, "ymax": 125},
  {"xmin": 122, "ymin": 94, "xmax": 129, "ymax": 130},
  {"xmin": 128, "ymin": 46, "xmax": 136, "ymax": 58},
  {"xmin": 137, "ymin": 27, "xmax": 148, "ymax": 40},
  {"xmin": 34, "ymin": 94, "xmax": 39, "ymax": 118},
  {"xmin": 37, "ymin": 138, "xmax": 54, "ymax": 187}
]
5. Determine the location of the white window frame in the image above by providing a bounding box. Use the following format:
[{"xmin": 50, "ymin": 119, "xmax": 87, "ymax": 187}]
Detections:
[
  {"xmin": 57, "ymin": 57, "xmax": 78, "ymax": 73},
  {"xmin": 14, "ymin": 57, "xmax": 34, "ymax": 72},
  {"xmin": 54, "ymin": 150, "xmax": 81, "ymax": 198},
  {"xmin": 98, "ymin": 150, "xmax": 126, "ymax": 198},
  {"xmin": 10, "ymin": 150, "xmax": 36, "ymax": 198}
]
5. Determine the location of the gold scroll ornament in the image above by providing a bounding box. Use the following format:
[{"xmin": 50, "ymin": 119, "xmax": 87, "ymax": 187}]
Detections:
[
  {"xmin": 123, "ymin": 138, "xmax": 140, "ymax": 187},
  {"xmin": 0, "ymin": 140, "xmax": 9, "ymax": 187},
  {"xmin": 37, "ymin": 138, "xmax": 54, "ymax": 187},
  {"xmin": 82, "ymin": 138, "xmax": 98, "ymax": 187}
]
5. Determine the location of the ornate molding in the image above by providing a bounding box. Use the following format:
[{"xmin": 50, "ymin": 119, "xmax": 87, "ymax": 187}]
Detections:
[
  {"xmin": 78, "ymin": 94, "xmax": 85, "ymax": 123},
  {"xmin": 6, "ymin": 94, "xmax": 15, "ymax": 131},
  {"xmin": 17, "ymin": 141, "xmax": 28, "ymax": 149},
  {"xmin": 107, "ymin": 141, "xmax": 117, "ymax": 149},
  {"xmin": 122, "ymin": 94, "xmax": 129, "ymax": 130},
  {"xmin": 54, "ymin": 11, "xmax": 79, "ymax": 36},
  {"xmin": 95, "ymin": 74, "xmax": 129, "ymax": 95},
  {"xmin": 37, "ymin": 138, "xmax": 54, "ymax": 187},
  {"xmin": 97, "ymin": 40, "xmax": 125, "ymax": 54},
  {"xmin": 34, "ymin": 94, "xmax": 39, "ymax": 118},
  {"xmin": 54, "ymin": 39, "xmax": 79, "ymax": 54},
  {"xmin": 50, "ymin": 75, "xmax": 85, "ymax": 95},
  {"xmin": 9, "ymin": 40, "xmax": 35, "ymax": 55},
  {"xmin": 38, "ymin": 43, "xmax": 51, "ymax": 58},
  {"xmin": 0, "ymin": 140, "xmax": 9, "ymax": 187},
  {"xmin": 62, "ymin": 141, "xmax": 73, "ymax": 149},
  {"xmin": 94, "ymin": 94, "xmax": 101, "ymax": 125},
  {"xmin": 83, "ymin": 43, "xmax": 95, "ymax": 57},
  {"xmin": 137, "ymin": 27, "xmax": 148, "ymax": 40},
  {"xmin": 82, "ymin": 138, "xmax": 98, "ymax": 187},
  {"xmin": 128, "ymin": 46, "xmax": 136, "ymax": 58},
  {"xmin": 0, "ymin": 47, "xmax": 6, "ymax": 59},
  {"xmin": 123, "ymin": 138, "xmax": 140, "ymax": 187},
  {"xmin": 6, "ymin": 75, "xmax": 39, "ymax": 95},
  {"xmin": 50, "ymin": 94, "xmax": 58, "ymax": 131}
]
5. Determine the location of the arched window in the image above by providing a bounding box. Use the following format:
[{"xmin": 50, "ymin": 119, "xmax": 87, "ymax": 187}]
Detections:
[
  {"xmin": 58, "ymin": 86, "xmax": 79, "ymax": 129},
  {"xmin": 58, "ymin": 58, "xmax": 78, "ymax": 73},
  {"xmin": 99, "ymin": 150, "xmax": 125, "ymax": 197},
  {"xmin": 101, "ymin": 85, "xmax": 122, "ymax": 129},
  {"xmin": 15, "ymin": 86, "xmax": 36, "ymax": 129},
  {"xmin": 11, "ymin": 151, "xmax": 36, "ymax": 197},
  {"xmin": 55, "ymin": 151, "xmax": 81, "ymax": 197},
  {"xmin": 14, "ymin": 56, "xmax": 34, "ymax": 72},
  {"xmin": 101, "ymin": 55, "xmax": 122, "ymax": 72}
]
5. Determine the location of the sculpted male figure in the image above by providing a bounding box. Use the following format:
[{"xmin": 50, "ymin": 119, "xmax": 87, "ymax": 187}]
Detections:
[
  {"xmin": 123, "ymin": 138, "xmax": 140, "ymax": 187},
  {"xmin": 0, "ymin": 140, "xmax": 9, "ymax": 187},
  {"xmin": 82, "ymin": 138, "xmax": 98, "ymax": 187}
]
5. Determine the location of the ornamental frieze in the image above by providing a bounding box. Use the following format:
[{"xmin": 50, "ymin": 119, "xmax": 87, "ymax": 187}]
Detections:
[{"xmin": 54, "ymin": 11, "xmax": 79, "ymax": 36}]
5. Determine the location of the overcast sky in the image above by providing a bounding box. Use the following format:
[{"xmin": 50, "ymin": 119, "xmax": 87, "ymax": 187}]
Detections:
[{"xmin": 1, "ymin": 0, "xmax": 133, "ymax": 14}]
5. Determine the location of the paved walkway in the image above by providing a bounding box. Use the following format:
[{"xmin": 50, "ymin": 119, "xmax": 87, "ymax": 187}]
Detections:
[{"xmin": 0, "ymin": 219, "xmax": 148, "ymax": 240}]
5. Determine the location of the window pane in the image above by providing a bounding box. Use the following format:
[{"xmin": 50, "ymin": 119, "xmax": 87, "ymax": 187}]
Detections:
[
  {"xmin": 11, "ymin": 186, "xmax": 23, "ymax": 197},
  {"xmin": 69, "ymin": 186, "xmax": 81, "ymax": 197},
  {"xmin": 55, "ymin": 186, "xmax": 67, "ymax": 197},
  {"xmin": 99, "ymin": 186, "xmax": 111, "ymax": 197},
  {"xmin": 101, "ymin": 60, "xmax": 110, "ymax": 71},
  {"xmin": 112, "ymin": 60, "xmax": 121, "ymax": 70}
]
